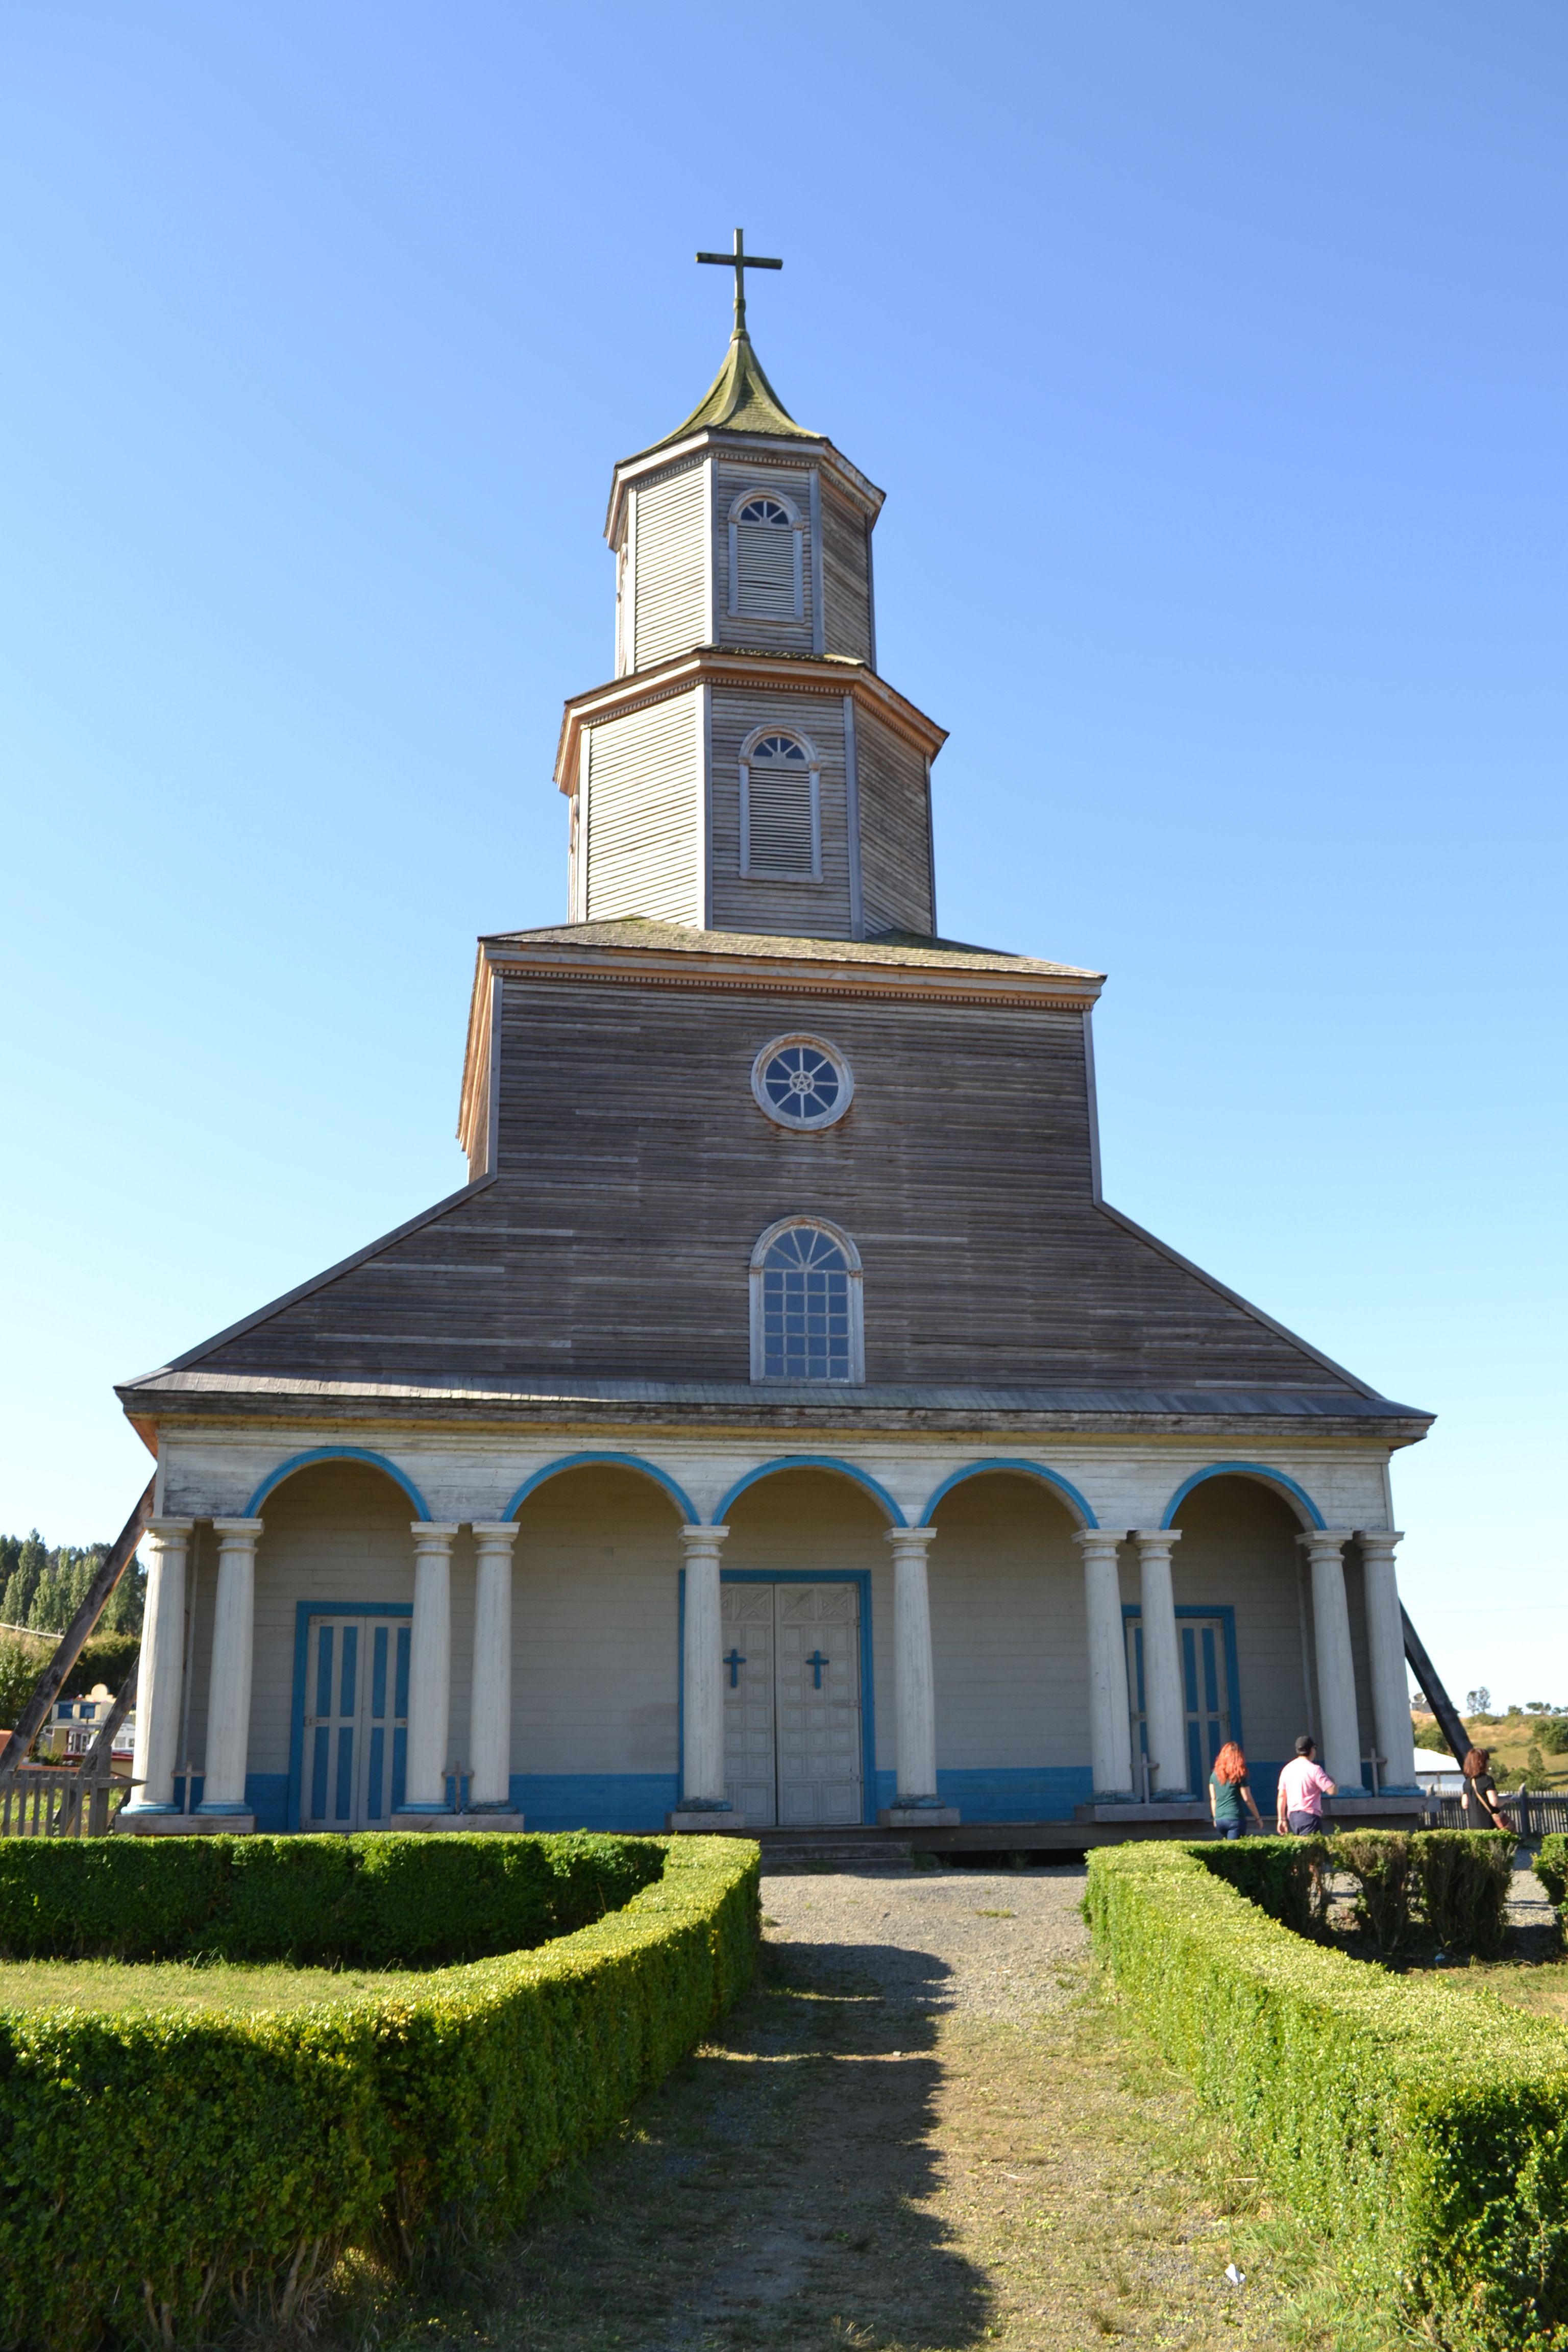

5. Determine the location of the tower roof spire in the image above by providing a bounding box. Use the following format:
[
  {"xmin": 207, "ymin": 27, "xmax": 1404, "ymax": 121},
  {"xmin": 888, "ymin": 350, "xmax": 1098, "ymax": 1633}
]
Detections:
[{"xmin": 634, "ymin": 230, "xmax": 819, "ymax": 456}]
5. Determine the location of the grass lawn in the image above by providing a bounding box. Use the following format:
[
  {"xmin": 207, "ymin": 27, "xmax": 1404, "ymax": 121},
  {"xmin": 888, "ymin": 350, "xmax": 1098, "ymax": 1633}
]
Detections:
[
  {"xmin": 0, "ymin": 1955, "xmax": 421, "ymax": 2015},
  {"xmin": 1414, "ymin": 1707, "xmax": 1568, "ymax": 1787},
  {"xmin": 1461, "ymin": 1954, "xmax": 1568, "ymax": 2025}
]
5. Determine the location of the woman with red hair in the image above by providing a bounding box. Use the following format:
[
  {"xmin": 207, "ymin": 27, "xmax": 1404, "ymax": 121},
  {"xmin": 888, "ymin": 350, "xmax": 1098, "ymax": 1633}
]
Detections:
[{"xmin": 1208, "ymin": 1741, "xmax": 1264, "ymax": 1839}]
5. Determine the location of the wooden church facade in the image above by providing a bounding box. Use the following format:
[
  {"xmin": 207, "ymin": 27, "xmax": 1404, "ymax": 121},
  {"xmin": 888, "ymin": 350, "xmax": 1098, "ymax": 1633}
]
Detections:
[{"xmin": 116, "ymin": 283, "xmax": 1432, "ymax": 1840}]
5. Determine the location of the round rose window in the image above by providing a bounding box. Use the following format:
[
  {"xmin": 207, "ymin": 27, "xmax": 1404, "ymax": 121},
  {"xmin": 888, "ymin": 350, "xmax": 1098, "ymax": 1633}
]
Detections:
[{"xmin": 750, "ymin": 1035, "xmax": 854, "ymax": 1131}]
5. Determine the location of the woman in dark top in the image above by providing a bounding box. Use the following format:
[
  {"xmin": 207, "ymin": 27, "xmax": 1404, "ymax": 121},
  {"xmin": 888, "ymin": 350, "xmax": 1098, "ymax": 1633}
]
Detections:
[
  {"xmin": 1208, "ymin": 1741, "xmax": 1264, "ymax": 1839},
  {"xmin": 1461, "ymin": 1747, "xmax": 1513, "ymax": 1832}
]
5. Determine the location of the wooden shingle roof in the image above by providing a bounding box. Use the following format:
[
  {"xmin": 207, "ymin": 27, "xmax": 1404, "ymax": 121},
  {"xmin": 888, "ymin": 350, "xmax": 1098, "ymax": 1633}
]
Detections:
[
  {"xmin": 480, "ymin": 918, "xmax": 1101, "ymax": 983},
  {"xmin": 636, "ymin": 330, "xmax": 819, "ymax": 456}
]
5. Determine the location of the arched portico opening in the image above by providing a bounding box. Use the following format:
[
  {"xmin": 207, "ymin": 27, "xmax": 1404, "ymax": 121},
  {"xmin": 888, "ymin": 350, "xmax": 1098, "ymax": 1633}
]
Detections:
[
  {"xmin": 714, "ymin": 1455, "xmax": 904, "ymax": 1528},
  {"xmin": 923, "ymin": 1468, "xmax": 1093, "ymax": 1821},
  {"xmin": 1159, "ymin": 1471, "xmax": 1325, "ymax": 1797},
  {"xmin": 715, "ymin": 1466, "xmax": 888, "ymax": 1828},
  {"xmin": 1159, "ymin": 1461, "xmax": 1324, "ymax": 1532},
  {"xmin": 248, "ymin": 1455, "xmax": 440, "ymax": 1835},
  {"xmin": 244, "ymin": 1446, "xmax": 431, "ymax": 1520},
  {"xmin": 918, "ymin": 1458, "xmax": 1096, "ymax": 1529},
  {"xmin": 507, "ymin": 1460, "xmax": 688, "ymax": 1832},
  {"xmin": 503, "ymin": 1451, "xmax": 697, "ymax": 1527}
]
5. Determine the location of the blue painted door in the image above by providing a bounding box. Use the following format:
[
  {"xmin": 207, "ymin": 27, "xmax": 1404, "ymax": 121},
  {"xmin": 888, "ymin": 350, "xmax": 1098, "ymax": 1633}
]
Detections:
[
  {"xmin": 302, "ymin": 1616, "xmax": 409, "ymax": 1830},
  {"xmin": 1179, "ymin": 1618, "xmax": 1233, "ymax": 1792},
  {"xmin": 1124, "ymin": 1613, "xmax": 1233, "ymax": 1794}
]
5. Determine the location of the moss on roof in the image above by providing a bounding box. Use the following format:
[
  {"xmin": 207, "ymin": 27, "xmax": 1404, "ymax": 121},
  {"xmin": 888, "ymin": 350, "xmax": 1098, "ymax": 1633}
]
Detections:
[
  {"xmin": 638, "ymin": 331, "xmax": 819, "ymax": 455},
  {"xmin": 481, "ymin": 916, "xmax": 1102, "ymax": 983}
]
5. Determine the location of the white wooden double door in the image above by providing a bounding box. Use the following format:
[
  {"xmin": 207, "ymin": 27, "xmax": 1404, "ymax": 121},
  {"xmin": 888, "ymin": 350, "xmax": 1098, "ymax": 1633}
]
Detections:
[{"xmin": 721, "ymin": 1581, "xmax": 864, "ymax": 1827}]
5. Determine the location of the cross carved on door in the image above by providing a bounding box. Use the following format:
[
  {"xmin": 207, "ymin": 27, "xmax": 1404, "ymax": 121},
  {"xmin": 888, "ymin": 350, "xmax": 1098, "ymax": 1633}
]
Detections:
[
  {"xmin": 723, "ymin": 1648, "xmax": 747, "ymax": 1688},
  {"xmin": 804, "ymin": 1650, "xmax": 830, "ymax": 1689}
]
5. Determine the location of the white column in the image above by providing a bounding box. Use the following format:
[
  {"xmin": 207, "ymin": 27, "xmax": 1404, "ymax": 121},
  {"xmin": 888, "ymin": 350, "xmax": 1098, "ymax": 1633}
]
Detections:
[
  {"xmin": 468, "ymin": 1522, "xmax": 519, "ymax": 1808},
  {"xmin": 399, "ymin": 1523, "xmax": 459, "ymax": 1812},
  {"xmin": 1074, "ymin": 1529, "xmax": 1134, "ymax": 1798},
  {"xmin": 887, "ymin": 1527, "xmax": 941, "ymax": 1805},
  {"xmin": 1358, "ymin": 1530, "xmax": 1416, "ymax": 1791},
  {"xmin": 198, "ymin": 1518, "xmax": 263, "ymax": 1814},
  {"xmin": 127, "ymin": 1520, "xmax": 192, "ymax": 1811},
  {"xmin": 680, "ymin": 1525, "xmax": 731, "ymax": 1808},
  {"xmin": 1300, "ymin": 1531, "xmax": 1365, "ymax": 1791},
  {"xmin": 1131, "ymin": 1530, "xmax": 1190, "ymax": 1797}
]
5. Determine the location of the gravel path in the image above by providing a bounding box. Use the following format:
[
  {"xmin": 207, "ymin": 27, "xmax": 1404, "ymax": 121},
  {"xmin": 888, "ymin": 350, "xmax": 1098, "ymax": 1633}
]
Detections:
[{"xmin": 760, "ymin": 1861, "xmax": 1091, "ymax": 2020}]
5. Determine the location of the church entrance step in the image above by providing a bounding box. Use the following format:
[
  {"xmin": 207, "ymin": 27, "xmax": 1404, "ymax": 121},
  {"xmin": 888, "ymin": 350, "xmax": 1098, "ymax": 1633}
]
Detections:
[{"xmin": 752, "ymin": 1828, "xmax": 914, "ymax": 1868}]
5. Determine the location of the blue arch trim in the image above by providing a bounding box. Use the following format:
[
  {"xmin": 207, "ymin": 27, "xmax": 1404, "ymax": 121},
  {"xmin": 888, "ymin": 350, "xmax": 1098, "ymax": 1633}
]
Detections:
[
  {"xmin": 244, "ymin": 1448, "xmax": 431, "ymax": 1520},
  {"xmin": 713, "ymin": 1456, "xmax": 908, "ymax": 1528},
  {"xmin": 1160, "ymin": 1461, "xmax": 1325, "ymax": 1531},
  {"xmin": 917, "ymin": 1458, "xmax": 1098, "ymax": 1530},
  {"xmin": 504, "ymin": 1452, "xmax": 698, "ymax": 1526}
]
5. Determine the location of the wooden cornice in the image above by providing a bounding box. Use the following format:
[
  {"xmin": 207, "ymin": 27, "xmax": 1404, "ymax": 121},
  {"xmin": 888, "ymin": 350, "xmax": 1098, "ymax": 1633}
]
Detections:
[
  {"xmin": 478, "ymin": 937, "xmax": 1101, "ymax": 1014},
  {"xmin": 554, "ymin": 648, "xmax": 946, "ymax": 793},
  {"xmin": 604, "ymin": 428, "xmax": 884, "ymax": 544}
]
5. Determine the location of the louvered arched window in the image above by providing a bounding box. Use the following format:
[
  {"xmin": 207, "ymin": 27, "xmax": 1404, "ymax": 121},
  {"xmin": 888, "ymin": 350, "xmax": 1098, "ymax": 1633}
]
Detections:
[
  {"xmin": 729, "ymin": 488, "xmax": 805, "ymax": 621},
  {"xmin": 740, "ymin": 728, "xmax": 820, "ymax": 881},
  {"xmin": 750, "ymin": 1217, "xmax": 864, "ymax": 1383}
]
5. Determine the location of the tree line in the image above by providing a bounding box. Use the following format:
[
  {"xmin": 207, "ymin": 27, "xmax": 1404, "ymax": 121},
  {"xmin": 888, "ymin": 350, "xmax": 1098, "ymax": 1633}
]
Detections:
[{"xmin": 0, "ymin": 1531, "xmax": 145, "ymax": 1639}]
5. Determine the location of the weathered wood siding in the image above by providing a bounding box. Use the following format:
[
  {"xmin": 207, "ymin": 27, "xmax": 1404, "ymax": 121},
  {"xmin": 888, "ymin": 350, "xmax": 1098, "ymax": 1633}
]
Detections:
[
  {"xmin": 856, "ymin": 706, "xmax": 935, "ymax": 937},
  {"xmin": 192, "ymin": 968, "xmax": 1376, "ymax": 1398},
  {"xmin": 708, "ymin": 687, "xmax": 854, "ymax": 936},
  {"xmin": 581, "ymin": 690, "xmax": 702, "ymax": 925},
  {"xmin": 630, "ymin": 462, "xmax": 708, "ymax": 671},
  {"xmin": 820, "ymin": 486, "xmax": 874, "ymax": 666},
  {"xmin": 714, "ymin": 460, "xmax": 816, "ymax": 654}
]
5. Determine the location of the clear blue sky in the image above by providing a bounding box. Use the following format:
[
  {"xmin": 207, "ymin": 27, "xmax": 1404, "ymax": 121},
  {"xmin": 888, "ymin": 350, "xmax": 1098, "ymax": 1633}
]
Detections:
[{"xmin": 3, "ymin": 4, "xmax": 1563, "ymax": 1710}]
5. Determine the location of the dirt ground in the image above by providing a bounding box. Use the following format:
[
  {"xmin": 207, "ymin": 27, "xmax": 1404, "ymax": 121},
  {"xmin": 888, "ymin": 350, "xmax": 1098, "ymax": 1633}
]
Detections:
[{"xmin": 353, "ymin": 1860, "xmax": 1382, "ymax": 2352}]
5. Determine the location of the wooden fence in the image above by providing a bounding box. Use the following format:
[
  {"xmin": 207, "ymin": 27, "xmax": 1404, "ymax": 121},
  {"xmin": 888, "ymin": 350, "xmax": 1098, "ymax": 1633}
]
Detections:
[
  {"xmin": 0, "ymin": 1762, "xmax": 128, "ymax": 1839},
  {"xmin": 1433, "ymin": 1790, "xmax": 1568, "ymax": 1839}
]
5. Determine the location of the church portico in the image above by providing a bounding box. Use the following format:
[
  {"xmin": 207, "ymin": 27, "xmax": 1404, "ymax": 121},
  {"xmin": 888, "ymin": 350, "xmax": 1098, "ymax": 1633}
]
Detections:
[
  {"xmin": 116, "ymin": 246, "xmax": 1434, "ymax": 1845},
  {"xmin": 148, "ymin": 1424, "xmax": 1403, "ymax": 1547},
  {"xmin": 118, "ymin": 1432, "xmax": 1423, "ymax": 1836}
]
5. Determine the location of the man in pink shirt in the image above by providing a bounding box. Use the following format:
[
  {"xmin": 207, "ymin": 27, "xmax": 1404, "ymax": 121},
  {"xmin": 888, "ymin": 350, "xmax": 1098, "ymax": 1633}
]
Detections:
[{"xmin": 1276, "ymin": 1734, "xmax": 1336, "ymax": 1834}]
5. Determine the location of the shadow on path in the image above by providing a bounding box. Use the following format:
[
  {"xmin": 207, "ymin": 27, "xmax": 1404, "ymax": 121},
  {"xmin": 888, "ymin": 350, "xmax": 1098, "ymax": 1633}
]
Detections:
[{"xmin": 375, "ymin": 1933, "xmax": 990, "ymax": 2352}]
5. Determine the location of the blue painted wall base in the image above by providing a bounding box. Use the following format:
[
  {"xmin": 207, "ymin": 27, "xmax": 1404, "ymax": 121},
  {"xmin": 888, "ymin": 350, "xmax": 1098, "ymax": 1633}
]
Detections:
[
  {"xmin": 874, "ymin": 1767, "xmax": 1093, "ymax": 1823},
  {"xmin": 508, "ymin": 1773, "xmax": 679, "ymax": 1832},
  {"xmin": 247, "ymin": 1774, "xmax": 289, "ymax": 1832},
  {"xmin": 228, "ymin": 1763, "xmax": 1304, "ymax": 1837}
]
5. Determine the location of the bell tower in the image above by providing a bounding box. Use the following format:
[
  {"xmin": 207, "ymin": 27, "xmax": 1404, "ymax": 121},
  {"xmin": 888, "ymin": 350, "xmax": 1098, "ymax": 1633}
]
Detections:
[{"xmin": 557, "ymin": 235, "xmax": 946, "ymax": 942}]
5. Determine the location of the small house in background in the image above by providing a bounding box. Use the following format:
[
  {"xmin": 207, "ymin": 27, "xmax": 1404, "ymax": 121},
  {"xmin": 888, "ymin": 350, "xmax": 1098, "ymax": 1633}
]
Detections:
[{"xmin": 38, "ymin": 1684, "xmax": 135, "ymax": 1773}]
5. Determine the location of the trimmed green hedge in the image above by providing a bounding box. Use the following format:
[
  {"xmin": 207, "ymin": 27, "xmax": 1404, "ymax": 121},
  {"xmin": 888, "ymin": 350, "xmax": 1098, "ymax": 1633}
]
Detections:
[
  {"xmin": 1087, "ymin": 1840, "xmax": 1568, "ymax": 2348},
  {"xmin": 0, "ymin": 1829, "xmax": 664, "ymax": 1966},
  {"xmin": 1534, "ymin": 1834, "xmax": 1568, "ymax": 1923},
  {"xmin": 1203, "ymin": 1826, "xmax": 1515, "ymax": 1956},
  {"xmin": 0, "ymin": 1835, "xmax": 758, "ymax": 2350}
]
